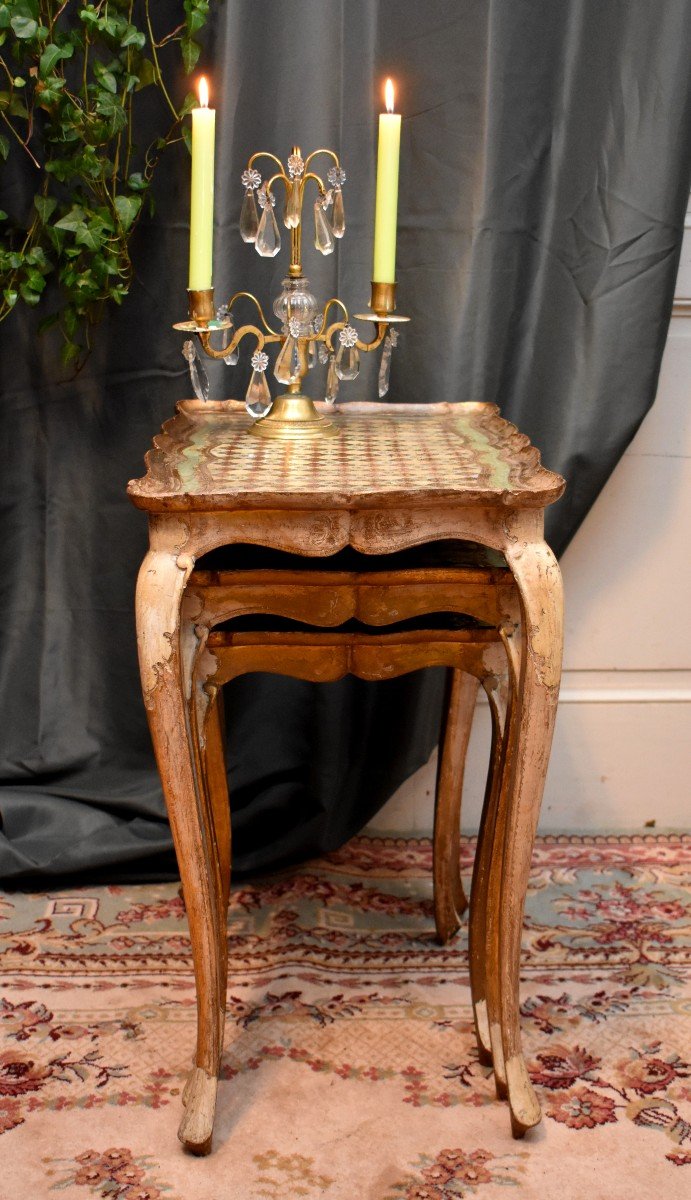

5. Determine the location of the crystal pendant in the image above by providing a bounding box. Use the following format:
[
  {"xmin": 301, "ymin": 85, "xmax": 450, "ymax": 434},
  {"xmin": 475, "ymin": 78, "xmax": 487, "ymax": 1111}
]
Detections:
[
  {"xmin": 182, "ymin": 339, "xmax": 209, "ymax": 402},
  {"xmin": 274, "ymin": 334, "xmax": 301, "ymax": 385},
  {"xmin": 318, "ymin": 341, "xmax": 329, "ymax": 365},
  {"xmin": 335, "ymin": 342, "xmax": 360, "ymax": 381},
  {"xmin": 332, "ymin": 187, "xmax": 345, "ymax": 238},
  {"xmin": 240, "ymin": 187, "xmax": 259, "ymax": 242},
  {"xmin": 284, "ymin": 179, "xmax": 301, "ymax": 229},
  {"xmin": 378, "ymin": 329, "xmax": 398, "ymax": 398},
  {"xmin": 314, "ymin": 200, "xmax": 334, "ymax": 255},
  {"xmin": 256, "ymin": 204, "xmax": 281, "ymax": 257},
  {"xmin": 325, "ymin": 355, "xmax": 339, "ymax": 404},
  {"xmin": 307, "ymin": 340, "xmax": 317, "ymax": 369},
  {"xmin": 217, "ymin": 307, "xmax": 238, "ymax": 365}
]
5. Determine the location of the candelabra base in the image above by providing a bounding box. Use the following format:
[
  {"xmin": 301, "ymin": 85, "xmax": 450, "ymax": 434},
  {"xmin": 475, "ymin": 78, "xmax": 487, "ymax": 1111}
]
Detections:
[{"xmin": 247, "ymin": 393, "xmax": 339, "ymax": 441}]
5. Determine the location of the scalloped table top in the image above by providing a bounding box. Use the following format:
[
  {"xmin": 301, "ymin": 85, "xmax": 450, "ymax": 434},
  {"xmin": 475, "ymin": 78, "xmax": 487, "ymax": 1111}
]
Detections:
[{"xmin": 128, "ymin": 400, "xmax": 565, "ymax": 513}]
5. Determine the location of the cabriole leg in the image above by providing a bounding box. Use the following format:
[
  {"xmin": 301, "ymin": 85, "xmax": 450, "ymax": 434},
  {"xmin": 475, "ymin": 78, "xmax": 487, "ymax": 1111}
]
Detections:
[
  {"xmin": 136, "ymin": 548, "xmax": 223, "ymax": 1156},
  {"xmin": 433, "ymin": 669, "xmax": 480, "ymax": 944},
  {"xmin": 499, "ymin": 539, "xmax": 563, "ymax": 1137}
]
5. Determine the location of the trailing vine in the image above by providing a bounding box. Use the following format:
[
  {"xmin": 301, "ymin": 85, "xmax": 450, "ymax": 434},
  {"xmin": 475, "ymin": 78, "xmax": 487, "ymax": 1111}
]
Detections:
[{"xmin": 0, "ymin": 1, "xmax": 213, "ymax": 366}]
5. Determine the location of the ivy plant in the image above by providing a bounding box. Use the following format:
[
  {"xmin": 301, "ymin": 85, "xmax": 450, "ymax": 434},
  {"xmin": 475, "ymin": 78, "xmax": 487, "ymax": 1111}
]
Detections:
[{"xmin": 0, "ymin": 0, "xmax": 213, "ymax": 366}]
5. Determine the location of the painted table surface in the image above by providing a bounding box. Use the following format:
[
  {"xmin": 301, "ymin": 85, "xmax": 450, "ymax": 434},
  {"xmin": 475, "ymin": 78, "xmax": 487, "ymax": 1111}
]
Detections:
[{"xmin": 128, "ymin": 400, "xmax": 564, "ymax": 512}]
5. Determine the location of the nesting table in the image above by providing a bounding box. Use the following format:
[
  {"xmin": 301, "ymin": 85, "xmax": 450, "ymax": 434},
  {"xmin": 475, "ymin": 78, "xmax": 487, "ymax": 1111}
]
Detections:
[{"xmin": 128, "ymin": 399, "xmax": 565, "ymax": 1153}]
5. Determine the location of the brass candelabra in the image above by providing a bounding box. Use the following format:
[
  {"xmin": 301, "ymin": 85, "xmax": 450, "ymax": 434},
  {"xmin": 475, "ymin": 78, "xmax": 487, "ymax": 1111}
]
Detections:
[{"xmin": 174, "ymin": 145, "xmax": 409, "ymax": 440}]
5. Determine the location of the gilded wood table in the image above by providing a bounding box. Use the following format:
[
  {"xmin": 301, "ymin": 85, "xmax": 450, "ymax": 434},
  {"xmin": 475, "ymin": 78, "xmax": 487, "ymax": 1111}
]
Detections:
[{"xmin": 128, "ymin": 399, "xmax": 565, "ymax": 1152}]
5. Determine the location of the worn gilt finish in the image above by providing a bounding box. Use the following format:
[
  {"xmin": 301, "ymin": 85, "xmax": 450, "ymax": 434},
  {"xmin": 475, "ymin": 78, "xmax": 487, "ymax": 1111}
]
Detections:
[{"xmin": 129, "ymin": 400, "xmax": 564, "ymax": 1153}]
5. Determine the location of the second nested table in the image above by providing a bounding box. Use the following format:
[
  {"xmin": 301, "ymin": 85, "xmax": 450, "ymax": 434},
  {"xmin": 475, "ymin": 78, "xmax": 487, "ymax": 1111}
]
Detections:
[{"xmin": 128, "ymin": 399, "xmax": 565, "ymax": 1152}]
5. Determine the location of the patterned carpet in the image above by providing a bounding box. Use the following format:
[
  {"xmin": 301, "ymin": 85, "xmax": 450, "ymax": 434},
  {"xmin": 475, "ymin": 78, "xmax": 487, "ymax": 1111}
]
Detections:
[{"xmin": 1, "ymin": 834, "xmax": 690, "ymax": 1200}]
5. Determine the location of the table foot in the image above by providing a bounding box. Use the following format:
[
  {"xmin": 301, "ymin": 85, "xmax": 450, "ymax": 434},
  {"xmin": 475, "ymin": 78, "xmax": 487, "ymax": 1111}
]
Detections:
[
  {"xmin": 178, "ymin": 1067, "xmax": 218, "ymax": 1155},
  {"xmin": 490, "ymin": 1021, "xmax": 508, "ymax": 1098},
  {"xmin": 506, "ymin": 1055, "xmax": 542, "ymax": 1137},
  {"xmin": 472, "ymin": 998, "xmax": 493, "ymax": 1067}
]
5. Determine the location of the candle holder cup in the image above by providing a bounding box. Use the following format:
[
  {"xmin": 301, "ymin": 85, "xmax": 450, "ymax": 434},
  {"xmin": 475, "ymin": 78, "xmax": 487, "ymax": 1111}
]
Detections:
[{"xmin": 175, "ymin": 145, "xmax": 409, "ymax": 441}]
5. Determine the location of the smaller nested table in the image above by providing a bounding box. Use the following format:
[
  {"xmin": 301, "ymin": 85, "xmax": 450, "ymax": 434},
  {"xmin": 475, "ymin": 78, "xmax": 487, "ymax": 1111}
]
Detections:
[{"xmin": 128, "ymin": 400, "xmax": 564, "ymax": 1154}]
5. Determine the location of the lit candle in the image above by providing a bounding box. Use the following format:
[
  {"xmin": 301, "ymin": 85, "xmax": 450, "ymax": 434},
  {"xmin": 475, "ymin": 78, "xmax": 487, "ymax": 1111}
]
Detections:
[
  {"xmin": 372, "ymin": 78, "xmax": 401, "ymax": 284},
  {"xmin": 188, "ymin": 76, "xmax": 215, "ymax": 290}
]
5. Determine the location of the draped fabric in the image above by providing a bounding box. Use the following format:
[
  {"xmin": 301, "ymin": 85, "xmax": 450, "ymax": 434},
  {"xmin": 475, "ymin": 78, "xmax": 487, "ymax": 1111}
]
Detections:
[{"xmin": 1, "ymin": 1, "xmax": 690, "ymax": 882}]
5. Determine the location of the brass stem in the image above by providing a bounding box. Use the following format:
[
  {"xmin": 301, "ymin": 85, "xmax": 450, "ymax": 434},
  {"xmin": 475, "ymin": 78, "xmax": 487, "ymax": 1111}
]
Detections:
[{"xmin": 289, "ymin": 224, "xmax": 302, "ymax": 276}]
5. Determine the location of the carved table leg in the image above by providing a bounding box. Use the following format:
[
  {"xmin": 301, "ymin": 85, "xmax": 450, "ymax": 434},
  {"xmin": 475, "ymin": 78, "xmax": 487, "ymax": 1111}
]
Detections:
[
  {"xmin": 136, "ymin": 546, "xmax": 223, "ymax": 1156},
  {"xmin": 433, "ymin": 669, "xmax": 480, "ymax": 943},
  {"xmin": 468, "ymin": 659, "xmax": 510, "ymax": 1069},
  {"xmin": 205, "ymin": 687, "xmax": 231, "ymax": 914},
  {"xmin": 499, "ymin": 539, "xmax": 563, "ymax": 1137},
  {"xmin": 480, "ymin": 630, "xmax": 520, "ymax": 1100}
]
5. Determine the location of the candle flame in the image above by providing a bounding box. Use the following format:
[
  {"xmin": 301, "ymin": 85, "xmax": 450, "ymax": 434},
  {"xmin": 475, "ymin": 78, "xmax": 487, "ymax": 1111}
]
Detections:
[
  {"xmin": 385, "ymin": 78, "xmax": 395, "ymax": 113},
  {"xmin": 198, "ymin": 76, "xmax": 209, "ymax": 108}
]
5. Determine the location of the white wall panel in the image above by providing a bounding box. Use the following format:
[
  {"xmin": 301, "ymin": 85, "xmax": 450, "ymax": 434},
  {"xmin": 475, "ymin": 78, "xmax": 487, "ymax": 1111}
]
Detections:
[{"xmin": 368, "ymin": 303, "xmax": 691, "ymax": 835}]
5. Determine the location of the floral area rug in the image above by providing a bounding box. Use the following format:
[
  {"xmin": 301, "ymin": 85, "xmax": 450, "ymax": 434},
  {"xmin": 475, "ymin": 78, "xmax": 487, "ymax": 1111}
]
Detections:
[{"xmin": 1, "ymin": 834, "xmax": 690, "ymax": 1200}]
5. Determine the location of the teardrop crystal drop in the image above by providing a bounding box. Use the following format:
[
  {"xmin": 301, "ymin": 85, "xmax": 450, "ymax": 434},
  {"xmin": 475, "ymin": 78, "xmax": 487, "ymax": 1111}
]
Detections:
[
  {"xmin": 307, "ymin": 340, "xmax": 317, "ymax": 369},
  {"xmin": 325, "ymin": 355, "xmax": 340, "ymax": 404},
  {"xmin": 284, "ymin": 179, "xmax": 301, "ymax": 229},
  {"xmin": 318, "ymin": 342, "xmax": 329, "ymax": 365},
  {"xmin": 219, "ymin": 314, "xmax": 239, "ymax": 365},
  {"xmin": 182, "ymin": 339, "xmax": 209, "ymax": 402},
  {"xmin": 314, "ymin": 200, "xmax": 334, "ymax": 255},
  {"xmin": 245, "ymin": 368, "xmax": 272, "ymax": 418},
  {"xmin": 332, "ymin": 187, "xmax": 345, "ymax": 238},
  {"xmin": 256, "ymin": 204, "xmax": 281, "ymax": 257},
  {"xmin": 378, "ymin": 337, "xmax": 392, "ymax": 397},
  {"xmin": 240, "ymin": 188, "xmax": 259, "ymax": 243},
  {"xmin": 274, "ymin": 334, "xmax": 300, "ymax": 384},
  {"xmin": 334, "ymin": 342, "xmax": 360, "ymax": 381}
]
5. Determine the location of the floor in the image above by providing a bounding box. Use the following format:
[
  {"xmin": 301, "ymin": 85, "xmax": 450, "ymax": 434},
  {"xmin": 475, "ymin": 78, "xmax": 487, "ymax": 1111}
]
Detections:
[{"xmin": 1, "ymin": 833, "xmax": 690, "ymax": 1199}]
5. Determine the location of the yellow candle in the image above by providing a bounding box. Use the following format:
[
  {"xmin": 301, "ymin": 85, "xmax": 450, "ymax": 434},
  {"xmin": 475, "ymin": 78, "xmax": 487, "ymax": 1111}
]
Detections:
[
  {"xmin": 188, "ymin": 76, "xmax": 215, "ymax": 290},
  {"xmin": 372, "ymin": 78, "xmax": 401, "ymax": 284}
]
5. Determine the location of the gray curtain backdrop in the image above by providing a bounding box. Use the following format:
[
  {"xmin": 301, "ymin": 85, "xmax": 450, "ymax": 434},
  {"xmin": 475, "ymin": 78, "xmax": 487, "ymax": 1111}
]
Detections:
[{"xmin": 1, "ymin": 1, "xmax": 690, "ymax": 882}]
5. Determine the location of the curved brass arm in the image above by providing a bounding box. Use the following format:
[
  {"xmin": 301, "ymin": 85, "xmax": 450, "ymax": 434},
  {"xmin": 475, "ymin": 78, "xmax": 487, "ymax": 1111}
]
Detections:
[
  {"xmin": 198, "ymin": 324, "xmax": 279, "ymax": 361},
  {"xmin": 266, "ymin": 172, "xmax": 291, "ymax": 196},
  {"xmin": 302, "ymin": 171, "xmax": 326, "ymax": 197},
  {"xmin": 316, "ymin": 298, "xmax": 349, "ymax": 335},
  {"xmin": 303, "ymin": 148, "xmax": 340, "ymax": 174},
  {"xmin": 247, "ymin": 151, "xmax": 285, "ymax": 175},
  {"xmin": 225, "ymin": 291, "xmax": 280, "ymax": 337},
  {"xmin": 322, "ymin": 319, "xmax": 388, "ymax": 354}
]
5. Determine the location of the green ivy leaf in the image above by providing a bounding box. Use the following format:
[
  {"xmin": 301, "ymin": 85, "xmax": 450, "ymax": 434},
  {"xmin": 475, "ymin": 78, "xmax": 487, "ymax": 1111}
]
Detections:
[
  {"xmin": 34, "ymin": 194, "xmax": 57, "ymax": 222},
  {"xmin": 179, "ymin": 91, "xmax": 198, "ymax": 118},
  {"xmin": 181, "ymin": 36, "xmax": 201, "ymax": 74},
  {"xmin": 39, "ymin": 42, "xmax": 73, "ymax": 78},
  {"xmin": 75, "ymin": 224, "xmax": 101, "ymax": 251},
  {"xmin": 94, "ymin": 67, "xmax": 118, "ymax": 94},
  {"xmin": 114, "ymin": 193, "xmax": 141, "ymax": 230},
  {"xmin": 134, "ymin": 58, "xmax": 155, "ymax": 89},
  {"xmin": 121, "ymin": 25, "xmax": 145, "ymax": 50},
  {"xmin": 60, "ymin": 340, "xmax": 80, "ymax": 366},
  {"xmin": 10, "ymin": 15, "xmax": 38, "ymax": 39},
  {"xmin": 54, "ymin": 206, "xmax": 85, "ymax": 232}
]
